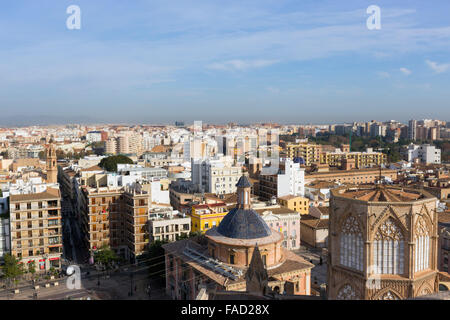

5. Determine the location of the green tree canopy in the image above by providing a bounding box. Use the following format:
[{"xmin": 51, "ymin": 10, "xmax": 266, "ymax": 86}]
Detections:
[
  {"xmin": 94, "ymin": 245, "xmax": 118, "ymax": 268},
  {"xmin": 2, "ymin": 254, "xmax": 24, "ymax": 282},
  {"xmin": 99, "ymin": 155, "xmax": 133, "ymax": 172}
]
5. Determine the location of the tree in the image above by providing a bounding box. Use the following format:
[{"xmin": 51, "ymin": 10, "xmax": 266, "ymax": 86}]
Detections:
[
  {"xmin": 99, "ymin": 155, "xmax": 133, "ymax": 172},
  {"xmin": 2, "ymin": 254, "xmax": 24, "ymax": 287},
  {"xmin": 94, "ymin": 245, "xmax": 118, "ymax": 269},
  {"xmin": 28, "ymin": 261, "xmax": 36, "ymax": 280}
]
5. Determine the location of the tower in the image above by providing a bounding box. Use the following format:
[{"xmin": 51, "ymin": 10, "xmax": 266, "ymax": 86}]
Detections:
[
  {"xmin": 46, "ymin": 144, "xmax": 57, "ymax": 183},
  {"xmin": 236, "ymin": 175, "xmax": 252, "ymax": 210},
  {"xmin": 328, "ymin": 185, "xmax": 439, "ymax": 300}
]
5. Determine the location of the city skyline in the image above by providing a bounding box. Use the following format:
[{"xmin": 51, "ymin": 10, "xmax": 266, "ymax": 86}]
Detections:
[{"xmin": 1, "ymin": 0, "xmax": 450, "ymax": 125}]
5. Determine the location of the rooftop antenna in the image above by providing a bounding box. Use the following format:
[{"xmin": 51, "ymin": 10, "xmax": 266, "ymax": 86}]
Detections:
[{"xmin": 374, "ymin": 135, "xmax": 389, "ymax": 186}]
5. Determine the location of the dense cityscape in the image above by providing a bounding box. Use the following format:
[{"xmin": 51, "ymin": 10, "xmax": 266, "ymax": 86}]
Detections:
[
  {"xmin": 0, "ymin": 118, "xmax": 448, "ymax": 300},
  {"xmin": 2, "ymin": 1, "xmax": 450, "ymax": 313}
]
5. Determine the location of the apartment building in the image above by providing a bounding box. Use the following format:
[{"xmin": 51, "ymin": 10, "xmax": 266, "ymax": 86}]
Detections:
[
  {"xmin": 9, "ymin": 187, "xmax": 63, "ymax": 270},
  {"xmin": 405, "ymin": 144, "xmax": 441, "ymax": 164},
  {"xmin": 278, "ymin": 195, "xmax": 309, "ymax": 215},
  {"xmin": 320, "ymin": 147, "xmax": 386, "ymax": 168},
  {"xmin": 305, "ymin": 166, "xmax": 398, "ymax": 185},
  {"xmin": 255, "ymin": 206, "xmax": 301, "ymax": 250},
  {"xmin": 286, "ymin": 143, "xmax": 321, "ymax": 166},
  {"xmin": 191, "ymin": 157, "xmax": 243, "ymax": 195},
  {"xmin": 257, "ymin": 160, "xmax": 305, "ymax": 201},
  {"xmin": 148, "ymin": 207, "xmax": 191, "ymax": 242},
  {"xmin": 80, "ymin": 183, "xmax": 153, "ymax": 262},
  {"xmin": 189, "ymin": 202, "xmax": 228, "ymax": 233}
]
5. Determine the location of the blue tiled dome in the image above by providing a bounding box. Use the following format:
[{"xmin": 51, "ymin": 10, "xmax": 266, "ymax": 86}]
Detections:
[{"xmin": 217, "ymin": 208, "xmax": 272, "ymax": 239}]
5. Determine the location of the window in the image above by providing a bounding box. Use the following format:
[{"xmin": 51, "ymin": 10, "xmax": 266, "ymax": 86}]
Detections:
[
  {"xmin": 414, "ymin": 217, "xmax": 430, "ymax": 272},
  {"xmin": 229, "ymin": 253, "xmax": 235, "ymax": 264},
  {"xmin": 340, "ymin": 216, "xmax": 363, "ymax": 271},
  {"xmin": 262, "ymin": 255, "xmax": 267, "ymax": 266},
  {"xmin": 372, "ymin": 218, "xmax": 405, "ymax": 275}
]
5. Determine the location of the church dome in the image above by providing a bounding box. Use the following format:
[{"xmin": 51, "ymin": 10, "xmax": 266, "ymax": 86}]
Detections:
[{"xmin": 216, "ymin": 207, "xmax": 272, "ymax": 239}]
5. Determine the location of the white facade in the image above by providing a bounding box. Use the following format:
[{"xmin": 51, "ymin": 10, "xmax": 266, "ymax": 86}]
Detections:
[
  {"xmin": 191, "ymin": 156, "xmax": 242, "ymax": 195},
  {"xmin": 277, "ymin": 159, "xmax": 305, "ymax": 198},
  {"xmin": 86, "ymin": 131, "xmax": 102, "ymax": 143},
  {"xmin": 406, "ymin": 144, "xmax": 441, "ymax": 164}
]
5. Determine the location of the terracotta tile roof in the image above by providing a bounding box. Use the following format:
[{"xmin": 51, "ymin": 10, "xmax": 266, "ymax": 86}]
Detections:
[
  {"xmin": 10, "ymin": 188, "xmax": 60, "ymax": 202},
  {"xmin": 81, "ymin": 165, "xmax": 103, "ymax": 172},
  {"xmin": 439, "ymin": 212, "xmax": 450, "ymax": 224},
  {"xmin": 300, "ymin": 214, "xmax": 329, "ymax": 229},
  {"xmin": 334, "ymin": 186, "xmax": 434, "ymax": 202},
  {"xmin": 150, "ymin": 145, "xmax": 168, "ymax": 153}
]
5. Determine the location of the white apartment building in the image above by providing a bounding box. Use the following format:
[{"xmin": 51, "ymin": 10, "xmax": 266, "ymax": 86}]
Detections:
[
  {"xmin": 277, "ymin": 158, "xmax": 305, "ymax": 198},
  {"xmin": 86, "ymin": 131, "xmax": 102, "ymax": 143},
  {"xmin": 405, "ymin": 144, "xmax": 441, "ymax": 164},
  {"xmin": 191, "ymin": 156, "xmax": 242, "ymax": 195},
  {"xmin": 148, "ymin": 206, "xmax": 191, "ymax": 242}
]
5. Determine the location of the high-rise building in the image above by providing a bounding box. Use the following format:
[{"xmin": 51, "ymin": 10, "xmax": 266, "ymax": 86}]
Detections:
[{"xmin": 408, "ymin": 120, "xmax": 417, "ymax": 141}]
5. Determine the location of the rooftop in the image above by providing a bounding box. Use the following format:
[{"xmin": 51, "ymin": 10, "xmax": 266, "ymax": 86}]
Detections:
[
  {"xmin": 333, "ymin": 185, "xmax": 435, "ymax": 203},
  {"xmin": 10, "ymin": 187, "xmax": 60, "ymax": 202}
]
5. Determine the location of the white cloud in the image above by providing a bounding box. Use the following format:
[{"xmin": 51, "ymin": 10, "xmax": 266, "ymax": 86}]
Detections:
[
  {"xmin": 425, "ymin": 59, "xmax": 450, "ymax": 73},
  {"xmin": 400, "ymin": 68, "xmax": 412, "ymax": 76},
  {"xmin": 207, "ymin": 59, "xmax": 278, "ymax": 71}
]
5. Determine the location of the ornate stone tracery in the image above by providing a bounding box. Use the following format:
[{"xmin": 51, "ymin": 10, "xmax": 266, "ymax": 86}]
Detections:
[
  {"xmin": 374, "ymin": 217, "xmax": 404, "ymax": 241},
  {"xmin": 380, "ymin": 291, "xmax": 400, "ymax": 300},
  {"xmin": 340, "ymin": 216, "xmax": 363, "ymax": 271},
  {"xmin": 415, "ymin": 216, "xmax": 429, "ymax": 238},
  {"xmin": 342, "ymin": 215, "xmax": 362, "ymax": 234},
  {"xmin": 336, "ymin": 284, "xmax": 357, "ymax": 300},
  {"xmin": 373, "ymin": 217, "xmax": 405, "ymax": 275}
]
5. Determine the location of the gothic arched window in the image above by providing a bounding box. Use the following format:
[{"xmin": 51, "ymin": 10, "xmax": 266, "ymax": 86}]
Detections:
[
  {"xmin": 414, "ymin": 216, "xmax": 430, "ymax": 272},
  {"xmin": 336, "ymin": 284, "xmax": 357, "ymax": 300},
  {"xmin": 372, "ymin": 218, "xmax": 405, "ymax": 275},
  {"xmin": 340, "ymin": 216, "xmax": 363, "ymax": 271}
]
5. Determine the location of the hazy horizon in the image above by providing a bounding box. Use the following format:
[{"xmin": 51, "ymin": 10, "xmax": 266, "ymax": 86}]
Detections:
[{"xmin": 1, "ymin": 0, "xmax": 450, "ymax": 124}]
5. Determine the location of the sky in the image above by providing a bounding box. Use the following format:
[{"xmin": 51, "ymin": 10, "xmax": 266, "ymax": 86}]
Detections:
[{"xmin": 1, "ymin": 0, "xmax": 450, "ymax": 126}]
